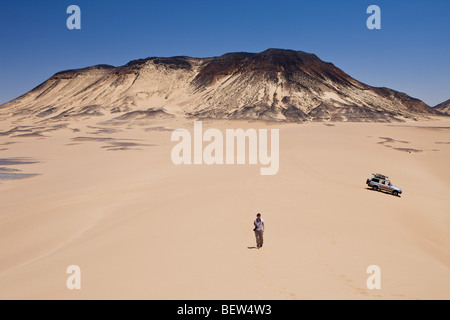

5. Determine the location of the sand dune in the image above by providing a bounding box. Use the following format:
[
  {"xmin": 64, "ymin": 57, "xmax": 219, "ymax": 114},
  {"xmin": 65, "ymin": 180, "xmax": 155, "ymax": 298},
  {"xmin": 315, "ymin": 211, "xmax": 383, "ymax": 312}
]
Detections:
[{"xmin": 0, "ymin": 116, "xmax": 449, "ymax": 299}]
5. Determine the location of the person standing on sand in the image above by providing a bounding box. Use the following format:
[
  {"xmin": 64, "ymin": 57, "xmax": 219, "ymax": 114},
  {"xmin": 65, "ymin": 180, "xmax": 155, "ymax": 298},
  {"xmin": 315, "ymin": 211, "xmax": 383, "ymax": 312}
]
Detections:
[{"xmin": 254, "ymin": 213, "xmax": 265, "ymax": 249}]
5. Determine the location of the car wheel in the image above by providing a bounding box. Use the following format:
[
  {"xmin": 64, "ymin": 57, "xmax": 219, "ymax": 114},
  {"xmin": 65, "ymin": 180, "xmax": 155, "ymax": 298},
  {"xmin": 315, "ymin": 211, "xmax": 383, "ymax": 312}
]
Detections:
[
  {"xmin": 372, "ymin": 185, "xmax": 378, "ymax": 191},
  {"xmin": 393, "ymin": 191, "xmax": 399, "ymax": 197}
]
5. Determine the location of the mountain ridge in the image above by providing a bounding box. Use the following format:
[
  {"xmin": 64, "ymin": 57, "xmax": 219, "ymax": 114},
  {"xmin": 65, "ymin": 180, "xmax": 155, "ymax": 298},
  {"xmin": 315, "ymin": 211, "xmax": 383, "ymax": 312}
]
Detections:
[
  {"xmin": 434, "ymin": 99, "xmax": 450, "ymax": 115},
  {"xmin": 0, "ymin": 49, "xmax": 439, "ymax": 123}
]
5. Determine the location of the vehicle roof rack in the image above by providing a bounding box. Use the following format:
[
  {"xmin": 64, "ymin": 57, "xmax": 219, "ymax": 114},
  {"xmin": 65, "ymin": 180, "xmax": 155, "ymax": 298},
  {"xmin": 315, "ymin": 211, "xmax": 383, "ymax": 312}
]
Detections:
[{"xmin": 373, "ymin": 173, "xmax": 389, "ymax": 180}]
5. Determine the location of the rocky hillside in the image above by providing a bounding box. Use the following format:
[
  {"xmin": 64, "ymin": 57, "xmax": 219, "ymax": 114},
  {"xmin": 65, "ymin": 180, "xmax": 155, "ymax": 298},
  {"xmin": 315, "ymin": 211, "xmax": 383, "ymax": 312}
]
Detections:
[
  {"xmin": 434, "ymin": 99, "xmax": 450, "ymax": 115},
  {"xmin": 0, "ymin": 49, "xmax": 438, "ymax": 123}
]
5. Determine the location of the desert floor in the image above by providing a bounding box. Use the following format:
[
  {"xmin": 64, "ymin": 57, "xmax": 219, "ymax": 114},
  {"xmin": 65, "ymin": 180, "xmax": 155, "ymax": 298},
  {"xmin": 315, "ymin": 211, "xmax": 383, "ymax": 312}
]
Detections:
[{"xmin": 0, "ymin": 116, "xmax": 449, "ymax": 299}]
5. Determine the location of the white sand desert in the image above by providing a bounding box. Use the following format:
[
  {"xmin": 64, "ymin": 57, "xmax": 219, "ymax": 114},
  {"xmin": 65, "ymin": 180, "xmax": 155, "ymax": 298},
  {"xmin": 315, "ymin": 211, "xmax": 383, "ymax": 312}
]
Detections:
[{"xmin": 0, "ymin": 115, "xmax": 448, "ymax": 300}]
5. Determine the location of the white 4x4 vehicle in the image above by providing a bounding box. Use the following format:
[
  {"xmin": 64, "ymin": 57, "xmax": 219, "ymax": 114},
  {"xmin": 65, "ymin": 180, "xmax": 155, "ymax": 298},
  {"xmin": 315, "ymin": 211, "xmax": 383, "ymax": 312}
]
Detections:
[{"xmin": 366, "ymin": 173, "xmax": 402, "ymax": 197}]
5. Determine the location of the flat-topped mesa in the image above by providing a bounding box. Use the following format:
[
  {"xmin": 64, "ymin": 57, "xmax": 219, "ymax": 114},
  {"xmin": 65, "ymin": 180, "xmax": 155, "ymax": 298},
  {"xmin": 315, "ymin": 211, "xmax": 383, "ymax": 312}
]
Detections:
[
  {"xmin": 51, "ymin": 64, "xmax": 115, "ymax": 80},
  {"xmin": 192, "ymin": 49, "xmax": 359, "ymax": 88},
  {"xmin": 114, "ymin": 57, "xmax": 195, "ymax": 76},
  {"xmin": 0, "ymin": 49, "xmax": 439, "ymax": 122}
]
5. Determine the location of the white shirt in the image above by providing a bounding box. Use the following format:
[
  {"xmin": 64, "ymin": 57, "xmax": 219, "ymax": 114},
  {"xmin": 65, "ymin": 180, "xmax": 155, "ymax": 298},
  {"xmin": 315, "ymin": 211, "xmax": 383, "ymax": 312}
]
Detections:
[{"xmin": 254, "ymin": 218, "xmax": 264, "ymax": 231}]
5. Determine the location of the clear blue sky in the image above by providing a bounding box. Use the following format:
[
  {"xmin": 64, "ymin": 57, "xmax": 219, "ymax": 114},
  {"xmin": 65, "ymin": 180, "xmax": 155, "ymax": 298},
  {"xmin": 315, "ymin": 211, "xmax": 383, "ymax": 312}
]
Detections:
[{"xmin": 0, "ymin": 0, "xmax": 448, "ymax": 106}]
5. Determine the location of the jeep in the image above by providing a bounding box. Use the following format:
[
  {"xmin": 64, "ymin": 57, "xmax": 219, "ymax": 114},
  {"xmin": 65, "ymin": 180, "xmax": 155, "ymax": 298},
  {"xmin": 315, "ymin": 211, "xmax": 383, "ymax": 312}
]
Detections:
[{"xmin": 366, "ymin": 173, "xmax": 402, "ymax": 197}]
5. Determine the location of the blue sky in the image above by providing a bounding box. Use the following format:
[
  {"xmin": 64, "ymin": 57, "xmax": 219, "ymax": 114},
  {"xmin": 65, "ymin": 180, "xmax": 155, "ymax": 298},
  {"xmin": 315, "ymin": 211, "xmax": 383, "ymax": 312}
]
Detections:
[{"xmin": 0, "ymin": 0, "xmax": 448, "ymax": 106}]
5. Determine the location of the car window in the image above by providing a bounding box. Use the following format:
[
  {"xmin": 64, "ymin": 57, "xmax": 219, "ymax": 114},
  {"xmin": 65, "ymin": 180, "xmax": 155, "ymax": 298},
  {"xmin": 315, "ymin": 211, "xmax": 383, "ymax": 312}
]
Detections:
[{"xmin": 372, "ymin": 178, "xmax": 379, "ymax": 183}]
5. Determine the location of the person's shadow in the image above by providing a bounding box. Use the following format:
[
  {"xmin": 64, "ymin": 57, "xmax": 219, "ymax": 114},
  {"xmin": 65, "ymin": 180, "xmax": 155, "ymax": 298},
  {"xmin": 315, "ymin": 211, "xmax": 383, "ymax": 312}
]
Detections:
[{"xmin": 247, "ymin": 246, "xmax": 257, "ymax": 249}]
